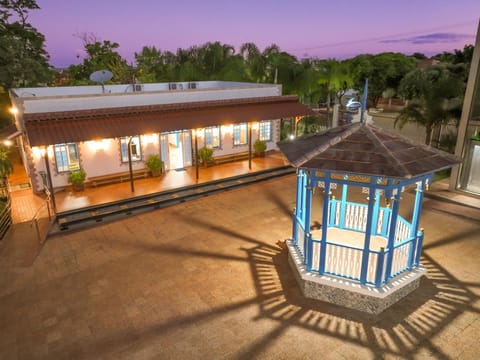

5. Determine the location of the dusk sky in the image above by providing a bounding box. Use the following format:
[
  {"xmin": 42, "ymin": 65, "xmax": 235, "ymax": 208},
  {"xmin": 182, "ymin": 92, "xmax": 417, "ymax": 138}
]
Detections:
[{"xmin": 28, "ymin": 0, "xmax": 480, "ymax": 68}]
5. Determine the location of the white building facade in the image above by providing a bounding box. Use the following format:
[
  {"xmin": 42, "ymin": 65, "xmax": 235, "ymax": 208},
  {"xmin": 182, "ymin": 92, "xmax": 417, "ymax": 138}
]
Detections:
[{"xmin": 10, "ymin": 81, "xmax": 312, "ymax": 194}]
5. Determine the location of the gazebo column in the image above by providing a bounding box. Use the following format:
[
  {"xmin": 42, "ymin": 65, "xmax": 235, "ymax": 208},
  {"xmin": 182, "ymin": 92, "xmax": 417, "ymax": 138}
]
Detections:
[
  {"xmin": 339, "ymin": 183, "xmax": 348, "ymax": 228},
  {"xmin": 319, "ymin": 172, "xmax": 331, "ymax": 274},
  {"xmin": 304, "ymin": 172, "xmax": 314, "ymax": 269},
  {"xmin": 384, "ymin": 187, "xmax": 401, "ymax": 282},
  {"xmin": 409, "ymin": 177, "xmax": 427, "ymax": 268},
  {"xmin": 360, "ymin": 180, "xmax": 377, "ymax": 284},
  {"xmin": 370, "ymin": 189, "xmax": 381, "ymax": 235},
  {"xmin": 292, "ymin": 169, "xmax": 305, "ymax": 246}
]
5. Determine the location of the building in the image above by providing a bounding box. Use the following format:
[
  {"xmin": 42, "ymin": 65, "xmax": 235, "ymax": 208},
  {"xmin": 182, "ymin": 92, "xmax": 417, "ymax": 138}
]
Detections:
[
  {"xmin": 9, "ymin": 81, "xmax": 313, "ymax": 197},
  {"xmin": 451, "ymin": 21, "xmax": 480, "ymax": 196}
]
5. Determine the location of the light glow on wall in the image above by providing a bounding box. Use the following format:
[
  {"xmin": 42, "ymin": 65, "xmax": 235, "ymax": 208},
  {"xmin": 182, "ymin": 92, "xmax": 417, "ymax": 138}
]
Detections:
[
  {"xmin": 32, "ymin": 146, "xmax": 46, "ymax": 158},
  {"xmin": 87, "ymin": 139, "xmax": 109, "ymax": 152},
  {"xmin": 9, "ymin": 107, "xmax": 18, "ymax": 115},
  {"xmin": 141, "ymin": 134, "xmax": 157, "ymax": 144},
  {"xmin": 251, "ymin": 122, "xmax": 259, "ymax": 130},
  {"xmin": 196, "ymin": 128, "xmax": 204, "ymax": 137},
  {"xmin": 221, "ymin": 125, "xmax": 233, "ymax": 134}
]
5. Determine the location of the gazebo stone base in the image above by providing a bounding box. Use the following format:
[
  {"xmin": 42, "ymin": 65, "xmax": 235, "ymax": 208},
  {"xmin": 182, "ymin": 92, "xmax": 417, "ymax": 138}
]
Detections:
[{"xmin": 287, "ymin": 240, "xmax": 425, "ymax": 315}]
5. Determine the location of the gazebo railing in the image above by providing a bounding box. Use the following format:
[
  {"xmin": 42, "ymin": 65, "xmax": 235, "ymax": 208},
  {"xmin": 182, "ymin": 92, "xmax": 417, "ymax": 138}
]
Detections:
[{"xmin": 292, "ymin": 202, "xmax": 425, "ymax": 287}]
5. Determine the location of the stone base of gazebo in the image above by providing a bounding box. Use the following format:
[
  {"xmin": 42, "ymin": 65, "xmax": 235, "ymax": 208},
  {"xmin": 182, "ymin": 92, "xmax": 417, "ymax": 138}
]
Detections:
[{"xmin": 287, "ymin": 240, "xmax": 425, "ymax": 315}]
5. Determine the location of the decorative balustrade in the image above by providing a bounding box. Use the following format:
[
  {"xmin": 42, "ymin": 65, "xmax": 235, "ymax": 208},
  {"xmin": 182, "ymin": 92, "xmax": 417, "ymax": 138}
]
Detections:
[{"xmin": 293, "ymin": 201, "xmax": 421, "ymax": 287}]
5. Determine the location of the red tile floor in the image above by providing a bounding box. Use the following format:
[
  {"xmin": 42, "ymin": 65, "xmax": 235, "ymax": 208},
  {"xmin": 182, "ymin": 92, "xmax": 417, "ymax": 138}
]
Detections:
[{"xmin": 8, "ymin": 151, "xmax": 289, "ymax": 222}]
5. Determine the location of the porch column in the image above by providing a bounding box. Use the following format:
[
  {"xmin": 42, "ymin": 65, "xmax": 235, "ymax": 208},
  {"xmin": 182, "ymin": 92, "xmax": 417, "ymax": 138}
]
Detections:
[
  {"xmin": 43, "ymin": 147, "xmax": 56, "ymax": 213},
  {"xmin": 360, "ymin": 181, "xmax": 376, "ymax": 284},
  {"xmin": 194, "ymin": 130, "xmax": 199, "ymax": 180},
  {"xmin": 248, "ymin": 123, "xmax": 252, "ymax": 170},
  {"xmin": 384, "ymin": 187, "xmax": 401, "ymax": 282},
  {"xmin": 319, "ymin": 172, "xmax": 331, "ymax": 274}
]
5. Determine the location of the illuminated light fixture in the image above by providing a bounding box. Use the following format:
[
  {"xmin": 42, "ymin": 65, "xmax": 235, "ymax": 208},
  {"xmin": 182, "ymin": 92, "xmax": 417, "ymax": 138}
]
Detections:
[
  {"xmin": 87, "ymin": 140, "xmax": 108, "ymax": 152},
  {"xmin": 32, "ymin": 146, "xmax": 46, "ymax": 158},
  {"xmin": 142, "ymin": 134, "xmax": 157, "ymax": 144},
  {"xmin": 47, "ymin": 146, "xmax": 53, "ymax": 158},
  {"xmin": 289, "ymin": 134, "xmax": 295, "ymax": 140},
  {"xmin": 3, "ymin": 140, "xmax": 12, "ymax": 146},
  {"xmin": 251, "ymin": 122, "xmax": 259, "ymax": 130},
  {"xmin": 9, "ymin": 107, "xmax": 18, "ymax": 115},
  {"xmin": 196, "ymin": 128, "xmax": 204, "ymax": 137},
  {"xmin": 222, "ymin": 125, "xmax": 233, "ymax": 134}
]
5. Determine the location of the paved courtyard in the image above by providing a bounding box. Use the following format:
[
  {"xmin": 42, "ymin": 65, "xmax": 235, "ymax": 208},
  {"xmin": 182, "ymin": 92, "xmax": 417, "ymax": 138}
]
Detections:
[{"xmin": 1, "ymin": 175, "xmax": 479, "ymax": 359}]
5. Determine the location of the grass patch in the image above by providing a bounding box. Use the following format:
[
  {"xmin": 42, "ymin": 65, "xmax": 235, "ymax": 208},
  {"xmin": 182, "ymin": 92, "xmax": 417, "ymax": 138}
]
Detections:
[{"xmin": 433, "ymin": 169, "xmax": 451, "ymax": 182}]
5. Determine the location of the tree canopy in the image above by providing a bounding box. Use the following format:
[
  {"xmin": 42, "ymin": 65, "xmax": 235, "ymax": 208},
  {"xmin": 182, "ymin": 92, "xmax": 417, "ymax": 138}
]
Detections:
[{"xmin": 0, "ymin": 0, "xmax": 52, "ymax": 89}]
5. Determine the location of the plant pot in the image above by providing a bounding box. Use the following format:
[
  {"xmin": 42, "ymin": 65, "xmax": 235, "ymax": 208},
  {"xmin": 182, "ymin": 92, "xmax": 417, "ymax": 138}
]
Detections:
[
  {"xmin": 150, "ymin": 170, "xmax": 162, "ymax": 177},
  {"xmin": 255, "ymin": 152, "xmax": 265, "ymax": 157},
  {"xmin": 72, "ymin": 183, "xmax": 84, "ymax": 192}
]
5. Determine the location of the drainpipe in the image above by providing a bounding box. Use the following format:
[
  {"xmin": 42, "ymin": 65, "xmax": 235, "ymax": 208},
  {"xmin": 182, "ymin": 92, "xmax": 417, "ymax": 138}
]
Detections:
[
  {"xmin": 43, "ymin": 146, "xmax": 57, "ymax": 213},
  {"xmin": 127, "ymin": 137, "xmax": 134, "ymax": 193}
]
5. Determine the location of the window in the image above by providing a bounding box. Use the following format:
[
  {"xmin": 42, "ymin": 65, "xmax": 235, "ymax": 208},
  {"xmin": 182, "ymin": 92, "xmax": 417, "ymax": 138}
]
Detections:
[
  {"xmin": 204, "ymin": 126, "xmax": 221, "ymax": 148},
  {"xmin": 233, "ymin": 123, "xmax": 248, "ymax": 145},
  {"xmin": 120, "ymin": 136, "xmax": 142, "ymax": 162},
  {"xmin": 54, "ymin": 143, "xmax": 80, "ymax": 172},
  {"xmin": 259, "ymin": 120, "xmax": 272, "ymax": 141}
]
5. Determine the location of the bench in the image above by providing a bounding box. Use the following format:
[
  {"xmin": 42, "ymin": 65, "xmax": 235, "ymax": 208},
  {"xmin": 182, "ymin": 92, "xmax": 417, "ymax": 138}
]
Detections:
[
  {"xmin": 88, "ymin": 168, "xmax": 150, "ymax": 187},
  {"xmin": 214, "ymin": 151, "xmax": 250, "ymax": 165}
]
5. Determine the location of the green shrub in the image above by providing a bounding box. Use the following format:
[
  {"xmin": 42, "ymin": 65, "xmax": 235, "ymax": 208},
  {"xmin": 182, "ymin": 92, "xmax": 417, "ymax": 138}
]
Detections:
[
  {"xmin": 199, "ymin": 146, "xmax": 214, "ymax": 164},
  {"xmin": 254, "ymin": 140, "xmax": 267, "ymax": 153}
]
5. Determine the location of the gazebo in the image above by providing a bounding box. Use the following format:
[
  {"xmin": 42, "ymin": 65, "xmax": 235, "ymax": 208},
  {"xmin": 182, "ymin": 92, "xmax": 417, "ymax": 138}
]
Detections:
[{"xmin": 277, "ymin": 122, "xmax": 460, "ymax": 314}]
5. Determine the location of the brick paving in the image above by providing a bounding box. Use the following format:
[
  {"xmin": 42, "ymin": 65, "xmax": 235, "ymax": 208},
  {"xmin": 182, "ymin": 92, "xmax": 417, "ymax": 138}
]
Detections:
[{"xmin": 1, "ymin": 175, "xmax": 479, "ymax": 359}]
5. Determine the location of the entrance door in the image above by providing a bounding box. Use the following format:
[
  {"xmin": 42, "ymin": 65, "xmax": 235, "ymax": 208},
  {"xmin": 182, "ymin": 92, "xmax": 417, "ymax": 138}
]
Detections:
[{"xmin": 160, "ymin": 130, "xmax": 193, "ymax": 170}]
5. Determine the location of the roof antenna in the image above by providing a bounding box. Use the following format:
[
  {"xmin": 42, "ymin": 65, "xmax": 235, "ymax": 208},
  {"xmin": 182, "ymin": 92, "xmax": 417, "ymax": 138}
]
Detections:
[{"xmin": 89, "ymin": 70, "xmax": 113, "ymax": 93}]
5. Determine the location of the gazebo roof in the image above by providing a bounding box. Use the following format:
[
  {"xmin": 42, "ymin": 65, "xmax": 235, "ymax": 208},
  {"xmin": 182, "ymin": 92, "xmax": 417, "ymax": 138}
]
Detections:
[{"xmin": 277, "ymin": 122, "xmax": 461, "ymax": 179}]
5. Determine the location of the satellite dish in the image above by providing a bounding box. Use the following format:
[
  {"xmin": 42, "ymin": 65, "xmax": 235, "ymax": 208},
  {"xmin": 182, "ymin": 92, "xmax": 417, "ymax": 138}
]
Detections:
[{"xmin": 89, "ymin": 70, "xmax": 113, "ymax": 83}]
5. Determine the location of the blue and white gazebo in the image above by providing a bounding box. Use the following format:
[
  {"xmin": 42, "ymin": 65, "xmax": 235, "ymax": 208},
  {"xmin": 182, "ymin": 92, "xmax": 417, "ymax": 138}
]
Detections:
[{"xmin": 278, "ymin": 122, "xmax": 460, "ymax": 314}]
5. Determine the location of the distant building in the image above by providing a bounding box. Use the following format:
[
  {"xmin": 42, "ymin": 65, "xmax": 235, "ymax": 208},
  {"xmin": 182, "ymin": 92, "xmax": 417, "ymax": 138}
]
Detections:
[
  {"xmin": 9, "ymin": 81, "xmax": 312, "ymax": 195},
  {"xmin": 451, "ymin": 21, "xmax": 480, "ymax": 196}
]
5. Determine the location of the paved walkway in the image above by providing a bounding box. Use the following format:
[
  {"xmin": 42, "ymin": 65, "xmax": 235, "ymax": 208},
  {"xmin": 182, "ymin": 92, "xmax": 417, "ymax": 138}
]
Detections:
[{"xmin": 0, "ymin": 175, "xmax": 479, "ymax": 359}]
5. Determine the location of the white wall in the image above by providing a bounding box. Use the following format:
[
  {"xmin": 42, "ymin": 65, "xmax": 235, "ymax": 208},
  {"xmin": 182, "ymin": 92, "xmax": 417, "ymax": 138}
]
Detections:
[{"xmin": 14, "ymin": 82, "xmax": 282, "ymax": 114}]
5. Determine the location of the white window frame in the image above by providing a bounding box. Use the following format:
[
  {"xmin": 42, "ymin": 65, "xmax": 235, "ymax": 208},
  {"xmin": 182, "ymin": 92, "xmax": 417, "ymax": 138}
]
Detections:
[
  {"xmin": 54, "ymin": 143, "xmax": 80, "ymax": 173},
  {"xmin": 120, "ymin": 136, "xmax": 142, "ymax": 163},
  {"xmin": 233, "ymin": 123, "xmax": 248, "ymax": 146},
  {"xmin": 259, "ymin": 120, "xmax": 273, "ymax": 142}
]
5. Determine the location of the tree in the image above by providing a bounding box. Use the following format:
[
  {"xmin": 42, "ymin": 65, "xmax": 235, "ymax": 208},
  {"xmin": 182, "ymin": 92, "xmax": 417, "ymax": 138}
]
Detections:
[
  {"xmin": 348, "ymin": 53, "xmax": 416, "ymax": 106},
  {"xmin": 67, "ymin": 34, "xmax": 133, "ymax": 84},
  {"xmin": 396, "ymin": 64, "xmax": 465, "ymax": 146},
  {"xmin": 316, "ymin": 59, "xmax": 352, "ymax": 108},
  {"xmin": 0, "ymin": 0, "xmax": 52, "ymax": 89}
]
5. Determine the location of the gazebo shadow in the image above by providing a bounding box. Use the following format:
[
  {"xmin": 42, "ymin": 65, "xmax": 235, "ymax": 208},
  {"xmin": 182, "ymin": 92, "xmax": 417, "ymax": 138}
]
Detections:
[
  {"xmin": 238, "ymin": 242, "xmax": 477, "ymax": 359},
  {"xmin": 72, "ymin": 207, "xmax": 477, "ymax": 359}
]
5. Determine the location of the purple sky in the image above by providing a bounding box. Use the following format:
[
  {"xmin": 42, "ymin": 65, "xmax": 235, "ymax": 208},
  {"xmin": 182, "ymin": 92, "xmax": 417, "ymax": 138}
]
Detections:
[{"xmin": 29, "ymin": 0, "xmax": 479, "ymax": 68}]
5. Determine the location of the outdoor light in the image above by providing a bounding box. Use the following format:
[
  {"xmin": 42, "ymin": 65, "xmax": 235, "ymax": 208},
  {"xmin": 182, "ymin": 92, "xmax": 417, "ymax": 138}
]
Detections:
[
  {"xmin": 141, "ymin": 134, "xmax": 156, "ymax": 144},
  {"xmin": 289, "ymin": 134, "xmax": 295, "ymax": 140},
  {"xmin": 3, "ymin": 140, "xmax": 12, "ymax": 147},
  {"xmin": 32, "ymin": 146, "xmax": 46, "ymax": 158},
  {"xmin": 196, "ymin": 128, "xmax": 204, "ymax": 137},
  {"xmin": 9, "ymin": 107, "xmax": 18, "ymax": 115},
  {"xmin": 252, "ymin": 122, "xmax": 259, "ymax": 130},
  {"xmin": 221, "ymin": 125, "xmax": 233, "ymax": 134}
]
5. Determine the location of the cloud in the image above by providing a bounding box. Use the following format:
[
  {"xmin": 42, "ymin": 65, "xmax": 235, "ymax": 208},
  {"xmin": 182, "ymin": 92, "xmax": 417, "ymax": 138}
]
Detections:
[{"xmin": 380, "ymin": 32, "xmax": 473, "ymax": 45}]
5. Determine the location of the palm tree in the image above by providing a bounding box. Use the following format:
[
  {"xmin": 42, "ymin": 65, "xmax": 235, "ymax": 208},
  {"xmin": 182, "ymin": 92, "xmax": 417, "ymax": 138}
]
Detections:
[{"xmin": 396, "ymin": 65, "xmax": 465, "ymax": 146}]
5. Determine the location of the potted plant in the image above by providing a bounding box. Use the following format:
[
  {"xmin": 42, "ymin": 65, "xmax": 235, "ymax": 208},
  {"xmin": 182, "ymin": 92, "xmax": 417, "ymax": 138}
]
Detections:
[
  {"xmin": 254, "ymin": 139, "xmax": 267, "ymax": 157},
  {"xmin": 68, "ymin": 169, "xmax": 87, "ymax": 191},
  {"xmin": 198, "ymin": 146, "xmax": 214, "ymax": 167},
  {"xmin": 145, "ymin": 154, "xmax": 164, "ymax": 177}
]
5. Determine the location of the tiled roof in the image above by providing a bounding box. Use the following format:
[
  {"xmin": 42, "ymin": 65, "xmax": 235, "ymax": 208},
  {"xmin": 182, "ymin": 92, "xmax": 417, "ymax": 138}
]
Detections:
[
  {"xmin": 277, "ymin": 122, "xmax": 461, "ymax": 179},
  {"xmin": 24, "ymin": 96, "xmax": 314, "ymax": 146}
]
